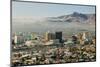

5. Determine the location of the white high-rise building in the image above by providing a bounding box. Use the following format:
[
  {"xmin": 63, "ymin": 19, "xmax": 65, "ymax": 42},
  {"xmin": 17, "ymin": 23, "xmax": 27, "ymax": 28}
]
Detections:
[
  {"xmin": 14, "ymin": 34, "xmax": 24, "ymax": 44},
  {"xmin": 14, "ymin": 35, "xmax": 18, "ymax": 44}
]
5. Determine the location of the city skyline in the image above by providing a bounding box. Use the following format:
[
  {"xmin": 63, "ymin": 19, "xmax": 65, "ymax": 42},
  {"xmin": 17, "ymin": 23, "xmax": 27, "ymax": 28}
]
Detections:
[{"xmin": 11, "ymin": 1, "xmax": 96, "ymax": 66}]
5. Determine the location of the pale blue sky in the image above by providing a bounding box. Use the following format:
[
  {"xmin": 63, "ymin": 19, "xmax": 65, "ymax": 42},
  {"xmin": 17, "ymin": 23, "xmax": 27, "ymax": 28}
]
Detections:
[{"xmin": 12, "ymin": 1, "xmax": 95, "ymax": 18}]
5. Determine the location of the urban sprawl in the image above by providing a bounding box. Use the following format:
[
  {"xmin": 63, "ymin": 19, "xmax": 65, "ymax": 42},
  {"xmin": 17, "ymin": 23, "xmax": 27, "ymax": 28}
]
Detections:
[{"xmin": 11, "ymin": 31, "xmax": 96, "ymax": 66}]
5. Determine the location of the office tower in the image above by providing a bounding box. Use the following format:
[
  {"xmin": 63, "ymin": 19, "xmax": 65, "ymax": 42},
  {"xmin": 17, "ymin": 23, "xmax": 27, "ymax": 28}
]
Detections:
[
  {"xmin": 14, "ymin": 34, "xmax": 24, "ymax": 44},
  {"xmin": 55, "ymin": 32, "xmax": 62, "ymax": 43},
  {"xmin": 45, "ymin": 31, "xmax": 56, "ymax": 41},
  {"xmin": 45, "ymin": 31, "xmax": 51, "ymax": 41},
  {"xmin": 14, "ymin": 35, "xmax": 18, "ymax": 44}
]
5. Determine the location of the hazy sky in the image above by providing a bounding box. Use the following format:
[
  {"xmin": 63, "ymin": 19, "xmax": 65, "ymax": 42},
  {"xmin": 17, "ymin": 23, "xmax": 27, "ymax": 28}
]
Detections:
[{"xmin": 12, "ymin": 1, "xmax": 95, "ymax": 18}]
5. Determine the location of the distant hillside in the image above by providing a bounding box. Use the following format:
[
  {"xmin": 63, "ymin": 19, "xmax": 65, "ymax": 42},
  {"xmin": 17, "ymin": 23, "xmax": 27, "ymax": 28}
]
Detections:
[{"xmin": 46, "ymin": 12, "xmax": 95, "ymax": 24}]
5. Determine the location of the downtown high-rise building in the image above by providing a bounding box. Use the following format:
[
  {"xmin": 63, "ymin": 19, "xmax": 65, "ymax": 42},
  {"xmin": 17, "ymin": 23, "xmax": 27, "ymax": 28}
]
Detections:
[
  {"xmin": 45, "ymin": 31, "xmax": 56, "ymax": 41},
  {"xmin": 55, "ymin": 31, "xmax": 62, "ymax": 43}
]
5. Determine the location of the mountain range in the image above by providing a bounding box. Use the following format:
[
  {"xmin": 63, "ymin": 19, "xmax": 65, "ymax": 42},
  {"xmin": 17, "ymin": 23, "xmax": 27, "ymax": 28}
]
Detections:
[{"xmin": 46, "ymin": 12, "xmax": 95, "ymax": 24}]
